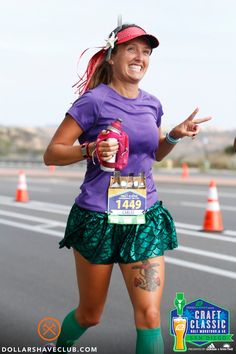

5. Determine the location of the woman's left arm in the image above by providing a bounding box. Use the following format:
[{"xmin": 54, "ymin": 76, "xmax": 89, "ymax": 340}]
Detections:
[{"xmin": 155, "ymin": 107, "xmax": 212, "ymax": 161}]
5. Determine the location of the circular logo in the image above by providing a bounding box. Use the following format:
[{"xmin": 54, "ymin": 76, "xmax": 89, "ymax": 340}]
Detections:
[{"xmin": 37, "ymin": 317, "xmax": 61, "ymax": 342}]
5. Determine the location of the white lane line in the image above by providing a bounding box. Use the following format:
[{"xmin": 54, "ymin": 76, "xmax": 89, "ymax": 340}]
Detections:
[
  {"xmin": 175, "ymin": 222, "xmax": 200, "ymax": 231},
  {"xmin": 0, "ymin": 177, "xmax": 83, "ymax": 186},
  {"xmin": 28, "ymin": 187, "xmax": 51, "ymax": 192},
  {"xmin": 0, "ymin": 218, "xmax": 64, "ymax": 237},
  {"xmin": 159, "ymin": 188, "xmax": 236, "ymax": 199},
  {"xmin": 0, "ymin": 197, "xmax": 70, "ymax": 215},
  {"xmin": 27, "ymin": 179, "xmax": 83, "ymax": 186},
  {"xmin": 175, "ymin": 222, "xmax": 236, "ymax": 237},
  {"xmin": 1, "ymin": 196, "xmax": 236, "ymax": 237},
  {"xmin": 0, "ymin": 196, "xmax": 70, "ymax": 209},
  {"xmin": 224, "ymin": 230, "xmax": 236, "ymax": 237},
  {"xmin": 177, "ymin": 246, "xmax": 236, "ymax": 263},
  {"xmin": 1, "ymin": 217, "xmax": 235, "ymax": 279},
  {"xmin": 35, "ymin": 223, "xmax": 64, "ymax": 229},
  {"xmin": 1, "ymin": 213, "xmax": 235, "ymax": 261},
  {"xmin": 181, "ymin": 201, "xmax": 236, "ymax": 212},
  {"xmin": 0, "ymin": 210, "xmax": 65, "ymax": 226},
  {"xmin": 165, "ymin": 256, "xmax": 236, "ymax": 280},
  {"xmin": 2, "ymin": 211, "xmax": 234, "ymax": 263},
  {"xmin": 177, "ymin": 228, "xmax": 236, "ymax": 243},
  {"xmin": 0, "ymin": 219, "xmax": 236, "ymax": 279}
]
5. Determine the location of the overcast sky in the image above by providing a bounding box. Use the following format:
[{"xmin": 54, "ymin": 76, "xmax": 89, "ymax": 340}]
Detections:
[{"xmin": 0, "ymin": 0, "xmax": 235, "ymax": 130}]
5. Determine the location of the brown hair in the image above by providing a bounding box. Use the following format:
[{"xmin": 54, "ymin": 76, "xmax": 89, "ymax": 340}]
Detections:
[{"xmin": 87, "ymin": 58, "xmax": 113, "ymax": 90}]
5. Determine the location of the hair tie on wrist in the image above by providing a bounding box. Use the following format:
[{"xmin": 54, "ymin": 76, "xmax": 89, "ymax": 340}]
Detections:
[{"xmin": 166, "ymin": 132, "xmax": 182, "ymax": 144}]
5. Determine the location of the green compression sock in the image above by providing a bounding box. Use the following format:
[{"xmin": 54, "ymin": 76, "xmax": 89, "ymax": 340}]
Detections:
[
  {"xmin": 136, "ymin": 327, "xmax": 164, "ymax": 354},
  {"xmin": 56, "ymin": 309, "xmax": 88, "ymax": 350}
]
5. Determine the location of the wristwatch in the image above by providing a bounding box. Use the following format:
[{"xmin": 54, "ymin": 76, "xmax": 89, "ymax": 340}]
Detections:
[{"xmin": 81, "ymin": 142, "xmax": 90, "ymax": 159}]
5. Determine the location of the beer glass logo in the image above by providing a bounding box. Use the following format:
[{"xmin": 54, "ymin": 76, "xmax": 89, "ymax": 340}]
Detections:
[
  {"xmin": 172, "ymin": 293, "xmax": 188, "ymax": 352},
  {"xmin": 172, "ymin": 317, "xmax": 188, "ymax": 351}
]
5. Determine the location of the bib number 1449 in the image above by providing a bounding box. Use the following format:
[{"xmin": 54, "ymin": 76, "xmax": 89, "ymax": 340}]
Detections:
[{"xmin": 116, "ymin": 199, "xmax": 141, "ymax": 209}]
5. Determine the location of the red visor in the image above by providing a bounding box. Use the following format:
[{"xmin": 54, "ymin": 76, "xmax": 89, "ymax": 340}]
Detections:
[{"xmin": 116, "ymin": 26, "xmax": 159, "ymax": 48}]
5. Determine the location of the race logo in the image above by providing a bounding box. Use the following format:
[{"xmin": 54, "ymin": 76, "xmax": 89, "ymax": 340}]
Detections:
[
  {"xmin": 37, "ymin": 316, "xmax": 61, "ymax": 342},
  {"xmin": 169, "ymin": 292, "xmax": 234, "ymax": 351},
  {"xmin": 206, "ymin": 342, "xmax": 217, "ymax": 351},
  {"xmin": 220, "ymin": 343, "xmax": 234, "ymax": 351}
]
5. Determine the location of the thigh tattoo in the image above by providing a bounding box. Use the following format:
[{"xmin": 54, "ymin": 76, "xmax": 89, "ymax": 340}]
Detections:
[{"xmin": 132, "ymin": 260, "xmax": 160, "ymax": 292}]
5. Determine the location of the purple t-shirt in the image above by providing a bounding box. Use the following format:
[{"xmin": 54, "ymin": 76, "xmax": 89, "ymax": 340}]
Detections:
[{"xmin": 67, "ymin": 83, "xmax": 163, "ymax": 212}]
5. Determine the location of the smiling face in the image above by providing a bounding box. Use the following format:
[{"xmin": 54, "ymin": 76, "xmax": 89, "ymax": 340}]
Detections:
[{"xmin": 109, "ymin": 37, "xmax": 152, "ymax": 86}]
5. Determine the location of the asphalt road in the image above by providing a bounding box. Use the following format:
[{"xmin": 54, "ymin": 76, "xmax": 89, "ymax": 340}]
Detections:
[{"xmin": 0, "ymin": 171, "xmax": 235, "ymax": 353}]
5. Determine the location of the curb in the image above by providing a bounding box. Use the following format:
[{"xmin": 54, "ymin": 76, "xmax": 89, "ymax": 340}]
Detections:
[{"xmin": 0, "ymin": 168, "xmax": 235, "ymax": 187}]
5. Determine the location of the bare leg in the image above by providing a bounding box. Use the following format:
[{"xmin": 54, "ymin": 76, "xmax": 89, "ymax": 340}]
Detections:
[
  {"xmin": 119, "ymin": 256, "xmax": 165, "ymax": 354},
  {"xmin": 119, "ymin": 256, "xmax": 164, "ymax": 328},
  {"xmin": 73, "ymin": 250, "xmax": 114, "ymax": 327},
  {"xmin": 56, "ymin": 250, "xmax": 114, "ymax": 349}
]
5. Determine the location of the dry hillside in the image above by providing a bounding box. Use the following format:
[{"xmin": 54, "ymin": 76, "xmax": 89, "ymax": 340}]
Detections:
[{"xmin": 0, "ymin": 126, "xmax": 236, "ymax": 168}]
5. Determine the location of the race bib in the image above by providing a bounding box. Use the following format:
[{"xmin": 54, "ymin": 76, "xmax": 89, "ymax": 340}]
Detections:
[{"xmin": 107, "ymin": 173, "xmax": 146, "ymax": 224}]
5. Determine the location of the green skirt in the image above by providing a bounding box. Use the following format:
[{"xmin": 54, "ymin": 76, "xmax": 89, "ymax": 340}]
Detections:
[{"xmin": 59, "ymin": 201, "xmax": 178, "ymax": 264}]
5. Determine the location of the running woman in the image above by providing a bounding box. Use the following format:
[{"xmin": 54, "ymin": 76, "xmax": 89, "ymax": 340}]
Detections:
[{"xmin": 44, "ymin": 20, "xmax": 211, "ymax": 354}]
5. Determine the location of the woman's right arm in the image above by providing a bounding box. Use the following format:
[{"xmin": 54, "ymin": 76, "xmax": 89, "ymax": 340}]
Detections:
[{"xmin": 43, "ymin": 115, "xmax": 95, "ymax": 166}]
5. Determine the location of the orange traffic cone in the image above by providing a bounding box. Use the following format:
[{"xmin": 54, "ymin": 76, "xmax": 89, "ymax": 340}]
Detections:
[
  {"xmin": 182, "ymin": 163, "xmax": 189, "ymax": 178},
  {"xmin": 203, "ymin": 180, "xmax": 223, "ymax": 232},
  {"xmin": 15, "ymin": 170, "xmax": 29, "ymax": 202}
]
